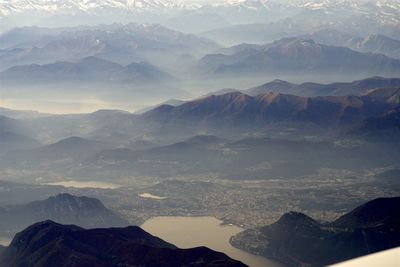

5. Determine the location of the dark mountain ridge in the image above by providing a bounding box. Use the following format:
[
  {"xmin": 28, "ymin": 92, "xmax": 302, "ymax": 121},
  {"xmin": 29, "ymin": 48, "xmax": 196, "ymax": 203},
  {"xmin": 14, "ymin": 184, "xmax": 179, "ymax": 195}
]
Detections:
[
  {"xmin": 0, "ymin": 193, "xmax": 128, "ymax": 237},
  {"xmin": 0, "ymin": 220, "xmax": 246, "ymax": 267},
  {"xmin": 231, "ymin": 197, "xmax": 400, "ymax": 267},
  {"xmin": 88, "ymin": 134, "xmax": 399, "ymax": 180},
  {"xmin": 330, "ymin": 197, "xmax": 400, "ymax": 229}
]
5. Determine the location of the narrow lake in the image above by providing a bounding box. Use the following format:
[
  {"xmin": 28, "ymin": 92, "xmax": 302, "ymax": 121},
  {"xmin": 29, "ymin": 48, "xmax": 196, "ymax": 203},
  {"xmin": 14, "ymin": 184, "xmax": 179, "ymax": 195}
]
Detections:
[
  {"xmin": 138, "ymin": 193, "xmax": 167, "ymax": 200},
  {"xmin": 141, "ymin": 216, "xmax": 283, "ymax": 267},
  {"xmin": 45, "ymin": 180, "xmax": 121, "ymax": 189}
]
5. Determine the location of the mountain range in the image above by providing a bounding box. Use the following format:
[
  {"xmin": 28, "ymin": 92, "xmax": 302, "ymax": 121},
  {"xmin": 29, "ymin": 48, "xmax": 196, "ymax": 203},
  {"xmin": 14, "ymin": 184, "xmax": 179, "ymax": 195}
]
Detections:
[
  {"xmin": 298, "ymin": 30, "xmax": 400, "ymax": 59},
  {"xmin": 0, "ymin": 56, "xmax": 172, "ymax": 85},
  {"xmin": 87, "ymin": 134, "xmax": 400, "ymax": 179},
  {"xmin": 0, "ymin": 220, "xmax": 246, "ymax": 267},
  {"xmin": 1, "ymin": 0, "xmax": 399, "ymax": 18},
  {"xmin": 1, "ymin": 0, "xmax": 399, "ymax": 50},
  {"xmin": 0, "ymin": 84, "xmax": 398, "ymax": 180},
  {"xmin": 130, "ymin": 87, "xmax": 400, "ymax": 141},
  {"xmin": 0, "ymin": 24, "xmax": 219, "ymax": 69},
  {"xmin": 245, "ymin": 76, "xmax": 400, "ymax": 96},
  {"xmin": 231, "ymin": 197, "xmax": 400, "ymax": 267},
  {"xmin": 0, "ymin": 84, "xmax": 399, "ymax": 154},
  {"xmin": 195, "ymin": 38, "xmax": 400, "ymax": 78},
  {"xmin": 0, "ymin": 115, "xmax": 28, "ymax": 135}
]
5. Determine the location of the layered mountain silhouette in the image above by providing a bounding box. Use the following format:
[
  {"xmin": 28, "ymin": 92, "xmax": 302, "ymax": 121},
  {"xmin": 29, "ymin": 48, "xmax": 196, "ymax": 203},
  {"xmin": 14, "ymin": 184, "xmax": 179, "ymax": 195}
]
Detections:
[
  {"xmin": 0, "ymin": 193, "xmax": 128, "ymax": 237},
  {"xmin": 25, "ymin": 109, "xmax": 135, "ymax": 144},
  {"xmin": 0, "ymin": 24, "xmax": 220, "ymax": 70},
  {"xmin": 246, "ymin": 77, "xmax": 400, "ymax": 97},
  {"xmin": 299, "ymin": 30, "xmax": 400, "ymax": 59},
  {"xmin": 131, "ymin": 87, "xmax": 400, "ymax": 141},
  {"xmin": 0, "ymin": 86, "xmax": 398, "ymax": 179},
  {"xmin": 87, "ymin": 134, "xmax": 400, "ymax": 179},
  {"xmin": 0, "ymin": 220, "xmax": 246, "ymax": 267},
  {"xmin": 231, "ymin": 197, "xmax": 400, "ymax": 267},
  {"xmin": 0, "ymin": 56, "xmax": 173, "ymax": 85},
  {"xmin": 196, "ymin": 38, "xmax": 400, "ymax": 77}
]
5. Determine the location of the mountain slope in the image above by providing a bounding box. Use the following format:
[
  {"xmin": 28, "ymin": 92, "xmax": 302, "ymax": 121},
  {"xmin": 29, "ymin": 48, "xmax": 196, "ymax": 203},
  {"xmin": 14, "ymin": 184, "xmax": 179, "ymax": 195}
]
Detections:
[
  {"xmin": 231, "ymin": 197, "xmax": 400, "ymax": 267},
  {"xmin": 130, "ymin": 87, "xmax": 399, "ymax": 141},
  {"xmin": 89, "ymin": 133, "xmax": 400, "ymax": 180},
  {"xmin": 4, "ymin": 136, "xmax": 110, "ymax": 166},
  {"xmin": 330, "ymin": 197, "xmax": 400, "ymax": 229},
  {"xmin": 0, "ymin": 115, "xmax": 37, "ymax": 152},
  {"xmin": 0, "ymin": 132, "xmax": 40, "ymax": 153},
  {"xmin": 0, "ymin": 220, "xmax": 246, "ymax": 267},
  {"xmin": 300, "ymin": 30, "xmax": 400, "ymax": 59},
  {"xmin": 0, "ymin": 56, "xmax": 173, "ymax": 84},
  {"xmin": 195, "ymin": 38, "xmax": 400, "ymax": 77},
  {"xmin": 0, "ymin": 24, "xmax": 220, "ymax": 69},
  {"xmin": 0, "ymin": 193, "xmax": 128, "ymax": 236},
  {"xmin": 0, "ymin": 115, "xmax": 29, "ymax": 135},
  {"xmin": 246, "ymin": 77, "xmax": 400, "ymax": 97}
]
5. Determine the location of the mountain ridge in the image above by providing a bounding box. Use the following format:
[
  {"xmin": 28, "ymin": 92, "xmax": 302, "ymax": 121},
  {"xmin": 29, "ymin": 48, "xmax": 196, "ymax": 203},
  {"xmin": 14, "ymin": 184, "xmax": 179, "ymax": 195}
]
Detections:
[
  {"xmin": 195, "ymin": 38, "xmax": 400, "ymax": 77},
  {"xmin": 0, "ymin": 193, "xmax": 129, "ymax": 237},
  {"xmin": 246, "ymin": 76, "xmax": 400, "ymax": 96},
  {"xmin": 231, "ymin": 196, "xmax": 400, "ymax": 267},
  {"xmin": 0, "ymin": 220, "xmax": 247, "ymax": 267},
  {"xmin": 0, "ymin": 56, "xmax": 174, "ymax": 84}
]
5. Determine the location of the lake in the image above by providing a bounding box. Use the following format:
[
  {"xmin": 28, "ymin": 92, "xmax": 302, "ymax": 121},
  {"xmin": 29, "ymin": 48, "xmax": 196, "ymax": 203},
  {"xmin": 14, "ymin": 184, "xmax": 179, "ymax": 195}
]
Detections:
[
  {"xmin": 141, "ymin": 216, "xmax": 283, "ymax": 267},
  {"xmin": 45, "ymin": 180, "xmax": 121, "ymax": 189},
  {"xmin": 0, "ymin": 237, "xmax": 11, "ymax": 246},
  {"xmin": 138, "ymin": 193, "xmax": 167, "ymax": 200}
]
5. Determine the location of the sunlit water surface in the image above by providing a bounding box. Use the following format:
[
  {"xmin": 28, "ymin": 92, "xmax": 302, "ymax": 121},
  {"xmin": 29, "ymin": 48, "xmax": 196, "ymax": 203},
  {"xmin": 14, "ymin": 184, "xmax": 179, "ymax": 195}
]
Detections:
[
  {"xmin": 0, "ymin": 237, "xmax": 12, "ymax": 246},
  {"xmin": 45, "ymin": 180, "xmax": 121, "ymax": 189},
  {"xmin": 141, "ymin": 216, "xmax": 284, "ymax": 267}
]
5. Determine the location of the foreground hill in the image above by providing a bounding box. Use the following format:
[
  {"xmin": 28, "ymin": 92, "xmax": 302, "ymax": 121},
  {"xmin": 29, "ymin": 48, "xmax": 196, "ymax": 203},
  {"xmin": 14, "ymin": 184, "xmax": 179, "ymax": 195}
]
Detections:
[
  {"xmin": 231, "ymin": 197, "xmax": 400, "ymax": 267},
  {"xmin": 0, "ymin": 193, "xmax": 128, "ymax": 237},
  {"xmin": 0, "ymin": 220, "xmax": 246, "ymax": 267}
]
